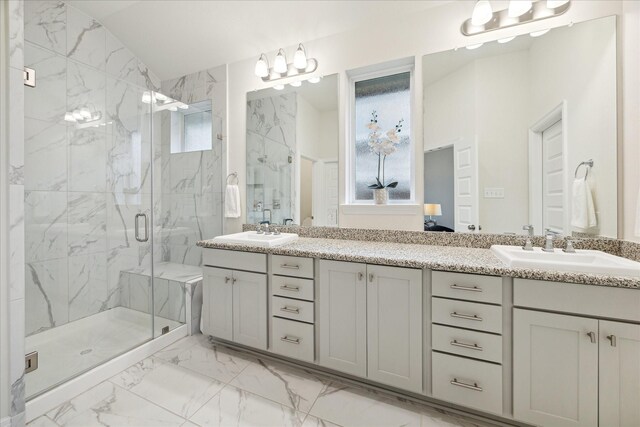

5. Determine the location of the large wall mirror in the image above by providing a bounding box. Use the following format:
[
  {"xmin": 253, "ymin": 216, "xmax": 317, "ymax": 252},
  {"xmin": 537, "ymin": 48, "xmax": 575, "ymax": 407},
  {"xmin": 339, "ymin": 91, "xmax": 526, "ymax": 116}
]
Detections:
[
  {"xmin": 246, "ymin": 74, "xmax": 339, "ymax": 226},
  {"xmin": 422, "ymin": 15, "xmax": 617, "ymax": 238}
]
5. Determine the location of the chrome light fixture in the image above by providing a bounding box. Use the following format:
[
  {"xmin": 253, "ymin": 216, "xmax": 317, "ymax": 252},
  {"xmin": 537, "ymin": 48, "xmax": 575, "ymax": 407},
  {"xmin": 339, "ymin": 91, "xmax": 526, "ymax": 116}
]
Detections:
[
  {"xmin": 254, "ymin": 43, "xmax": 318, "ymax": 83},
  {"xmin": 462, "ymin": 0, "xmax": 570, "ymax": 37}
]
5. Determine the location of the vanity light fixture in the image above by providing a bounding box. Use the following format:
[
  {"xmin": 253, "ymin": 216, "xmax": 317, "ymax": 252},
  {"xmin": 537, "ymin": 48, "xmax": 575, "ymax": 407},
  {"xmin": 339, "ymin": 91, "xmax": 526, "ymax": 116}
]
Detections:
[
  {"xmin": 466, "ymin": 43, "xmax": 484, "ymax": 50},
  {"xmin": 461, "ymin": 0, "xmax": 570, "ymax": 37},
  {"xmin": 508, "ymin": 0, "xmax": 532, "ymax": 18},
  {"xmin": 498, "ymin": 35, "xmax": 517, "ymax": 43},
  {"xmin": 273, "ymin": 49, "xmax": 288, "ymax": 74},
  {"xmin": 273, "ymin": 84, "xmax": 285, "ymax": 91},
  {"xmin": 530, "ymin": 28, "xmax": 550, "ymax": 37},
  {"xmin": 547, "ymin": 0, "xmax": 569, "ymax": 8},
  {"xmin": 254, "ymin": 43, "xmax": 318, "ymax": 83},
  {"xmin": 293, "ymin": 44, "xmax": 308, "ymax": 69},
  {"xmin": 289, "ymin": 81, "xmax": 302, "ymax": 87},
  {"xmin": 471, "ymin": 0, "xmax": 493, "ymax": 26},
  {"xmin": 308, "ymin": 76, "xmax": 321, "ymax": 83}
]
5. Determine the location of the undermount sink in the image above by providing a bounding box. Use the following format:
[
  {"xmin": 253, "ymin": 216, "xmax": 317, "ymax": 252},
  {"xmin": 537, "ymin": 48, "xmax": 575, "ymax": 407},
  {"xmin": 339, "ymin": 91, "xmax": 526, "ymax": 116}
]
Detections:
[
  {"xmin": 213, "ymin": 231, "xmax": 298, "ymax": 247},
  {"xmin": 491, "ymin": 245, "xmax": 640, "ymax": 278}
]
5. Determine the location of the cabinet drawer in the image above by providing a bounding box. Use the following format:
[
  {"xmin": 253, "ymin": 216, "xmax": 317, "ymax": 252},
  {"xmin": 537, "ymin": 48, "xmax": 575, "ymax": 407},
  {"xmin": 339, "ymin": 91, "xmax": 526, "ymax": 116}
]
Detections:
[
  {"xmin": 432, "ymin": 324, "xmax": 502, "ymax": 364},
  {"xmin": 271, "ymin": 275, "xmax": 314, "ymax": 302},
  {"xmin": 272, "ymin": 317, "xmax": 314, "ymax": 363},
  {"xmin": 272, "ymin": 296, "xmax": 314, "ymax": 324},
  {"xmin": 203, "ymin": 249, "xmax": 266, "ymax": 273},
  {"xmin": 432, "ymin": 352, "xmax": 502, "ymax": 415},
  {"xmin": 432, "ymin": 297, "xmax": 502, "ymax": 334},
  {"xmin": 272, "ymin": 255, "xmax": 314, "ymax": 278},
  {"xmin": 432, "ymin": 271, "xmax": 502, "ymax": 304}
]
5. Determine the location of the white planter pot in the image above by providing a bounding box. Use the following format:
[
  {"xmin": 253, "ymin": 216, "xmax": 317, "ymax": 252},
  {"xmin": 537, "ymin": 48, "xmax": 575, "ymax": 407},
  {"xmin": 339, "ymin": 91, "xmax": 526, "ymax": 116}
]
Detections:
[{"xmin": 374, "ymin": 188, "xmax": 388, "ymax": 205}]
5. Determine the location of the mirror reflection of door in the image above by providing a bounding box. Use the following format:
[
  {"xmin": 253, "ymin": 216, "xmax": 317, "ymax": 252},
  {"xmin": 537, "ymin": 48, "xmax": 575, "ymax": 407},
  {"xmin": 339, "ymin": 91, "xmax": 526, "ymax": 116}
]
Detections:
[
  {"xmin": 300, "ymin": 157, "xmax": 314, "ymax": 226},
  {"xmin": 541, "ymin": 119, "xmax": 564, "ymax": 234},
  {"xmin": 424, "ymin": 147, "xmax": 455, "ymax": 232}
]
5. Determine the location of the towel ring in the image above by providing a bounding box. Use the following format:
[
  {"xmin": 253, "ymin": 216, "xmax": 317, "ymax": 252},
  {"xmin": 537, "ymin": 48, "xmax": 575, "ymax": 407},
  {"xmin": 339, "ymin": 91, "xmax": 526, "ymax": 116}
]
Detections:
[
  {"xmin": 574, "ymin": 160, "xmax": 594, "ymax": 181},
  {"xmin": 226, "ymin": 172, "xmax": 239, "ymax": 185}
]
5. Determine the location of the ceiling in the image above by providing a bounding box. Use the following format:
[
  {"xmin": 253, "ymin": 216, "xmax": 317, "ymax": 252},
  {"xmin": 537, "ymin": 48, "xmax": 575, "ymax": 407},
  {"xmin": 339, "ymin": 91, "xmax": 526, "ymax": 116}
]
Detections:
[{"xmin": 67, "ymin": 0, "xmax": 452, "ymax": 81}]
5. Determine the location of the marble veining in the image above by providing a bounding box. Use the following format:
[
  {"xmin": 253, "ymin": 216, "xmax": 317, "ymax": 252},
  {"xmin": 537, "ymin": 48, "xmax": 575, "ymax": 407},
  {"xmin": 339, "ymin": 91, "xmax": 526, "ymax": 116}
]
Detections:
[{"xmin": 199, "ymin": 233, "xmax": 640, "ymax": 289}]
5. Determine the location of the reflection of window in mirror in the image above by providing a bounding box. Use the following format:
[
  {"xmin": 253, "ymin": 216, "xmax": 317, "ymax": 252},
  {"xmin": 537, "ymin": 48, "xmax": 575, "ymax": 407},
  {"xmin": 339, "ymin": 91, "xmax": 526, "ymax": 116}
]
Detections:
[
  {"xmin": 351, "ymin": 68, "xmax": 413, "ymax": 203},
  {"xmin": 171, "ymin": 100, "xmax": 213, "ymax": 153}
]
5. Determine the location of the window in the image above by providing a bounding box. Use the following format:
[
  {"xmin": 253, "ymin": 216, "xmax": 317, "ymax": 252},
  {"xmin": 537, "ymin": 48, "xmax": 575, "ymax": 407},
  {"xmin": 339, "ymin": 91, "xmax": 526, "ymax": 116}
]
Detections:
[
  {"xmin": 170, "ymin": 100, "xmax": 212, "ymax": 153},
  {"xmin": 351, "ymin": 70, "xmax": 412, "ymax": 202}
]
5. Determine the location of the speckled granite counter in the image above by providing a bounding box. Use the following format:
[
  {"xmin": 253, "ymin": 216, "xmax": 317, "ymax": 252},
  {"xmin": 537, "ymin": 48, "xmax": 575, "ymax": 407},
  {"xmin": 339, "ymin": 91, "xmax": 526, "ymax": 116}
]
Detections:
[{"xmin": 197, "ymin": 237, "xmax": 640, "ymax": 289}]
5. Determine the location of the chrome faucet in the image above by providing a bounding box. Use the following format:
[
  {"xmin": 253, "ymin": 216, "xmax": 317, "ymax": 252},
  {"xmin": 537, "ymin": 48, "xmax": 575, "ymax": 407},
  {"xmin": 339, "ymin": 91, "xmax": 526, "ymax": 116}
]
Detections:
[
  {"xmin": 563, "ymin": 239, "xmax": 577, "ymax": 253},
  {"xmin": 542, "ymin": 230, "xmax": 560, "ymax": 252},
  {"xmin": 522, "ymin": 225, "xmax": 534, "ymax": 237},
  {"xmin": 283, "ymin": 218, "xmax": 294, "ymax": 226}
]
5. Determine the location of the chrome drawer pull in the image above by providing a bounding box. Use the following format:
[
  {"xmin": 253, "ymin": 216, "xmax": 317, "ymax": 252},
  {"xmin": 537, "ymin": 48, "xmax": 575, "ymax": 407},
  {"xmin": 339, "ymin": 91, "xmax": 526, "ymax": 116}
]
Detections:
[
  {"xmin": 450, "ymin": 340, "xmax": 483, "ymax": 351},
  {"xmin": 451, "ymin": 378, "xmax": 483, "ymax": 392},
  {"xmin": 450, "ymin": 284, "xmax": 482, "ymax": 292},
  {"xmin": 450, "ymin": 312, "xmax": 483, "ymax": 321},
  {"xmin": 280, "ymin": 335, "xmax": 300, "ymax": 344},
  {"xmin": 607, "ymin": 334, "xmax": 617, "ymax": 347},
  {"xmin": 280, "ymin": 285, "xmax": 300, "ymax": 292},
  {"xmin": 280, "ymin": 264, "xmax": 300, "ymax": 270},
  {"xmin": 280, "ymin": 306, "xmax": 300, "ymax": 314}
]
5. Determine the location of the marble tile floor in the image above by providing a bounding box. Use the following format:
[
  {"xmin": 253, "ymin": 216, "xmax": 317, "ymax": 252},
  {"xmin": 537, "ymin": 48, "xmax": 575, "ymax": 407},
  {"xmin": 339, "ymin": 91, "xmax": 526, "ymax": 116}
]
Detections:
[
  {"xmin": 26, "ymin": 307, "xmax": 183, "ymax": 398},
  {"xmin": 28, "ymin": 333, "xmax": 500, "ymax": 427}
]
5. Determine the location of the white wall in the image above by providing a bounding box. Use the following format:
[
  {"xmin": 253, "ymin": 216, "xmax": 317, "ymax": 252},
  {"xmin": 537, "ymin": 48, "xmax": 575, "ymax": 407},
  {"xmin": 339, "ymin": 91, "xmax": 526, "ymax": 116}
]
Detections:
[{"xmin": 225, "ymin": 0, "xmax": 636, "ymax": 236}]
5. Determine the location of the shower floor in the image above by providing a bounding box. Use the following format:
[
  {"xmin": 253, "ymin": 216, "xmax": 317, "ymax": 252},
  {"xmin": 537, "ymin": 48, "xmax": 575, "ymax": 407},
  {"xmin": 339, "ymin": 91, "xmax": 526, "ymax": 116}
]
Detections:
[{"xmin": 25, "ymin": 307, "xmax": 182, "ymax": 398}]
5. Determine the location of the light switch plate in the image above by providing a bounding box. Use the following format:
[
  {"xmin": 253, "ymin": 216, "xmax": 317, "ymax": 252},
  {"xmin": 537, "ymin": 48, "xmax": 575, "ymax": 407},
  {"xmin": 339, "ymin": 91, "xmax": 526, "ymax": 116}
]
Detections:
[{"xmin": 484, "ymin": 187, "xmax": 505, "ymax": 199}]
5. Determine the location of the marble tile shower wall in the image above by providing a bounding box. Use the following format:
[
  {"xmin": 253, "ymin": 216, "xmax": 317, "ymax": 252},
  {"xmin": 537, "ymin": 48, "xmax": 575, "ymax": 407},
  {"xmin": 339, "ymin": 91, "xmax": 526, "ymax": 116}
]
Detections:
[
  {"xmin": 23, "ymin": 0, "xmax": 162, "ymax": 336},
  {"xmin": 159, "ymin": 66, "xmax": 227, "ymax": 266},
  {"xmin": 246, "ymin": 93, "xmax": 297, "ymax": 225}
]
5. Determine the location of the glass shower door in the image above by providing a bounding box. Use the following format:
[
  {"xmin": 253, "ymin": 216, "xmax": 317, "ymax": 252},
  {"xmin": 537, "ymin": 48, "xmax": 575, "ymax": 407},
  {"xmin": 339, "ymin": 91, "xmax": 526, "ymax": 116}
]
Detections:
[{"xmin": 23, "ymin": 41, "xmax": 156, "ymax": 396}]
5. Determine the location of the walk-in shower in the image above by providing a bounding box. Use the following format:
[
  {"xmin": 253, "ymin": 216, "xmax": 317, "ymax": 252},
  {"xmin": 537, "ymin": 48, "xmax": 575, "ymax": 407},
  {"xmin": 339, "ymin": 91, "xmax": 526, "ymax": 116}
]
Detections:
[{"xmin": 23, "ymin": 0, "xmax": 223, "ymax": 401}]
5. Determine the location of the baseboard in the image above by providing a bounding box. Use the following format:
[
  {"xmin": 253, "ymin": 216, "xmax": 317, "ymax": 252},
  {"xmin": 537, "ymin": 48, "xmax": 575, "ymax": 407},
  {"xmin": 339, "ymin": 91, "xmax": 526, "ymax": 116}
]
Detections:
[{"xmin": 26, "ymin": 325, "xmax": 187, "ymax": 423}]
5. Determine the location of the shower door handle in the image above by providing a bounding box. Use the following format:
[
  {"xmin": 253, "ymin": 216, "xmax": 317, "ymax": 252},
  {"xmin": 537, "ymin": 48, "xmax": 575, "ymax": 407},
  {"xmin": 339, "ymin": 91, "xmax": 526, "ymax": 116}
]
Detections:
[{"xmin": 135, "ymin": 213, "xmax": 149, "ymax": 242}]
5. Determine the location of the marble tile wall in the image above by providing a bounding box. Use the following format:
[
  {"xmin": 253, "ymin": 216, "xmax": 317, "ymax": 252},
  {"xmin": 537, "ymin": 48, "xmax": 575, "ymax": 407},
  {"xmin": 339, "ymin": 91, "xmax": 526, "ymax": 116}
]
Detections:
[
  {"xmin": 246, "ymin": 93, "xmax": 297, "ymax": 225},
  {"xmin": 159, "ymin": 65, "xmax": 227, "ymax": 266},
  {"xmin": 23, "ymin": 0, "xmax": 162, "ymax": 338}
]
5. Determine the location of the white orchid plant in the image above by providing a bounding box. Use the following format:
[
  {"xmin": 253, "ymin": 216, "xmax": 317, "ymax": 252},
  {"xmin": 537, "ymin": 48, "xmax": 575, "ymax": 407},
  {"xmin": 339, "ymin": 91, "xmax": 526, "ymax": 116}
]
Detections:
[{"xmin": 366, "ymin": 110, "xmax": 404, "ymax": 190}]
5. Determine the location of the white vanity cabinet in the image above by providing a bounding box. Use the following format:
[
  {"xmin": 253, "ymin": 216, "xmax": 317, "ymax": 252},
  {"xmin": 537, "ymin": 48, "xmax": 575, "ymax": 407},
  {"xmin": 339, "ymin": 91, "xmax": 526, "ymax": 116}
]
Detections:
[
  {"xmin": 513, "ymin": 279, "xmax": 640, "ymax": 427},
  {"xmin": 318, "ymin": 260, "xmax": 423, "ymax": 393},
  {"xmin": 202, "ymin": 250, "xmax": 268, "ymax": 350}
]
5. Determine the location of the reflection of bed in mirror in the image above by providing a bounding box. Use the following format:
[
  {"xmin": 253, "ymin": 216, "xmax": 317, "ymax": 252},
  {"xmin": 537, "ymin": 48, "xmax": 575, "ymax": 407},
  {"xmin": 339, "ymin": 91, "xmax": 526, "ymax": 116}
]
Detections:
[
  {"xmin": 246, "ymin": 74, "xmax": 339, "ymax": 227},
  {"xmin": 422, "ymin": 16, "xmax": 617, "ymax": 238}
]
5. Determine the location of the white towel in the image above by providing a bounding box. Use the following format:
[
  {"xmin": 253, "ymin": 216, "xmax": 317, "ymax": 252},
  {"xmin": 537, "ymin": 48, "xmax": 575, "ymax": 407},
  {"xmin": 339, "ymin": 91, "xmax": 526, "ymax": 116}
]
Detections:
[
  {"xmin": 225, "ymin": 185, "xmax": 241, "ymax": 218},
  {"xmin": 571, "ymin": 178, "xmax": 597, "ymax": 230}
]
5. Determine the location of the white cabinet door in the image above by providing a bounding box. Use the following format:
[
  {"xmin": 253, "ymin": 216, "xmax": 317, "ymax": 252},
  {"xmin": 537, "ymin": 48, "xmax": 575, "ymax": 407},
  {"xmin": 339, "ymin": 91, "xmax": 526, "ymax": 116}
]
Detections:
[
  {"xmin": 202, "ymin": 266, "xmax": 233, "ymax": 341},
  {"xmin": 232, "ymin": 270, "xmax": 267, "ymax": 350},
  {"xmin": 513, "ymin": 309, "xmax": 598, "ymax": 427},
  {"xmin": 367, "ymin": 265, "xmax": 422, "ymax": 393},
  {"xmin": 599, "ymin": 320, "xmax": 640, "ymax": 427},
  {"xmin": 319, "ymin": 260, "xmax": 367, "ymax": 377}
]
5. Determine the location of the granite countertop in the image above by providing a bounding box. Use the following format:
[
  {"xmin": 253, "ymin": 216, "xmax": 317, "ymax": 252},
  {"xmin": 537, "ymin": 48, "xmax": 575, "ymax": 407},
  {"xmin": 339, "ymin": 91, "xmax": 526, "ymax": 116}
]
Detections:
[{"xmin": 197, "ymin": 237, "xmax": 640, "ymax": 289}]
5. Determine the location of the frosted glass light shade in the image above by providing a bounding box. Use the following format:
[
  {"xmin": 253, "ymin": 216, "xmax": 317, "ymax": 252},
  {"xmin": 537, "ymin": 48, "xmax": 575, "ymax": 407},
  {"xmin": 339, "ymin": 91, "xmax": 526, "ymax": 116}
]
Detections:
[
  {"xmin": 254, "ymin": 54, "xmax": 269, "ymax": 78},
  {"xmin": 471, "ymin": 0, "xmax": 493, "ymax": 26},
  {"xmin": 293, "ymin": 44, "xmax": 308, "ymax": 69},
  {"xmin": 274, "ymin": 49, "xmax": 288, "ymax": 74},
  {"xmin": 547, "ymin": 0, "xmax": 569, "ymax": 8},
  {"xmin": 508, "ymin": 0, "xmax": 532, "ymax": 17},
  {"xmin": 424, "ymin": 204, "xmax": 442, "ymax": 216}
]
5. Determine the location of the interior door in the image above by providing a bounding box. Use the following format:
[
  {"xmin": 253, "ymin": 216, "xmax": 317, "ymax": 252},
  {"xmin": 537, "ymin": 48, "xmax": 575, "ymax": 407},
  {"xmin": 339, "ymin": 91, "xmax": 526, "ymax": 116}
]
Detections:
[
  {"xmin": 454, "ymin": 137, "xmax": 479, "ymax": 232},
  {"xmin": 599, "ymin": 320, "xmax": 640, "ymax": 427},
  {"xmin": 541, "ymin": 119, "xmax": 564, "ymax": 233}
]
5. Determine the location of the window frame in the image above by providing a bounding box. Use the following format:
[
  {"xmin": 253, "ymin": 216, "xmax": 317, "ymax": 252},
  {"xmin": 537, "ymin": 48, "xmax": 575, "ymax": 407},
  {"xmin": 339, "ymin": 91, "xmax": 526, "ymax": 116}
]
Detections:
[{"xmin": 347, "ymin": 64, "xmax": 416, "ymax": 205}]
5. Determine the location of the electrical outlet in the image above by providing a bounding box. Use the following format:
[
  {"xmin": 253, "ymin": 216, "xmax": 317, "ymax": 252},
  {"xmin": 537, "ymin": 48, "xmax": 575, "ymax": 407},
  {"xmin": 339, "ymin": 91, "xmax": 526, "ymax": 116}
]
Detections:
[{"xmin": 484, "ymin": 188, "xmax": 505, "ymax": 199}]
